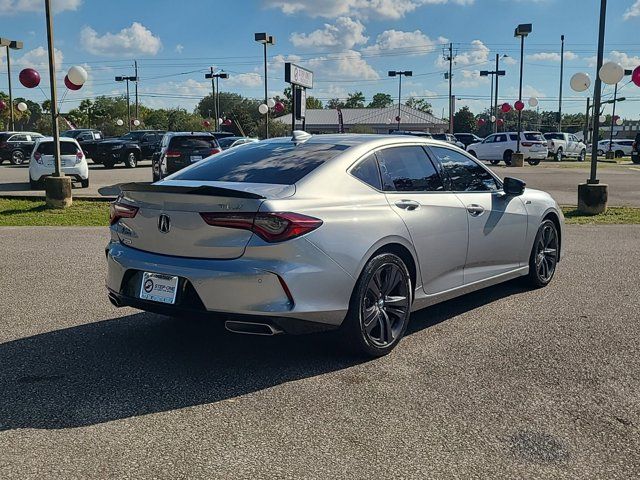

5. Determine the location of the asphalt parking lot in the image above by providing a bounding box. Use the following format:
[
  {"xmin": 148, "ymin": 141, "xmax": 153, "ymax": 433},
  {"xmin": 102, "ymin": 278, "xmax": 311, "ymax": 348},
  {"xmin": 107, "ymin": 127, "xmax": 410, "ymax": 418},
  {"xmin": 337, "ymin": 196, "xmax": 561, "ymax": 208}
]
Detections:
[
  {"xmin": 1, "ymin": 225, "xmax": 638, "ymax": 479},
  {"xmin": 1, "ymin": 158, "xmax": 639, "ymax": 206}
]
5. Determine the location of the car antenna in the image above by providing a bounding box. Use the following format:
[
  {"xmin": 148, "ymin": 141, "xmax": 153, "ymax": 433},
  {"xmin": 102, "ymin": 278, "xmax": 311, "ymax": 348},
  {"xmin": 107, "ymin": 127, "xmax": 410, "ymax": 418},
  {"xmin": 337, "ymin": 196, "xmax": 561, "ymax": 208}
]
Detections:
[{"xmin": 292, "ymin": 130, "xmax": 312, "ymax": 144}]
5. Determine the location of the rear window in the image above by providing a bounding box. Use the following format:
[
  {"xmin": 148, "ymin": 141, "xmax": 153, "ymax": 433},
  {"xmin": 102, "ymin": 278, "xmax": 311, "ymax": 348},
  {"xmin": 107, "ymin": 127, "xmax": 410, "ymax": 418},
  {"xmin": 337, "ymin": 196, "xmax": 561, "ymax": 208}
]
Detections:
[
  {"xmin": 173, "ymin": 142, "xmax": 348, "ymax": 185},
  {"xmin": 36, "ymin": 141, "xmax": 79, "ymax": 155},
  {"xmin": 524, "ymin": 132, "xmax": 545, "ymax": 141},
  {"xmin": 544, "ymin": 133, "xmax": 564, "ymax": 140},
  {"xmin": 217, "ymin": 137, "xmax": 239, "ymax": 148},
  {"xmin": 169, "ymin": 136, "xmax": 218, "ymax": 149}
]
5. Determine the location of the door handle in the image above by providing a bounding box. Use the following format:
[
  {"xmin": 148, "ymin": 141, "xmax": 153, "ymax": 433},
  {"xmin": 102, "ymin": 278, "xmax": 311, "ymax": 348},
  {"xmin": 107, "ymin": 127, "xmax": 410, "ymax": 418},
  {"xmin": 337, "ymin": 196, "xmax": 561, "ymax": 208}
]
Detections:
[
  {"xmin": 395, "ymin": 199, "xmax": 420, "ymax": 211},
  {"xmin": 466, "ymin": 204, "xmax": 485, "ymax": 216}
]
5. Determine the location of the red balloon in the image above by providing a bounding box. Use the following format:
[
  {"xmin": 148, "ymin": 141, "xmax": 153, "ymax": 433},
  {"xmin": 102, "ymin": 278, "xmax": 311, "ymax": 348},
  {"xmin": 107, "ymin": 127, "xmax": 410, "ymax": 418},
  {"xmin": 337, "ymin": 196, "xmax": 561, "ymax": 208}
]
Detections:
[
  {"xmin": 0, "ymin": 100, "xmax": 6, "ymax": 111},
  {"xmin": 514, "ymin": 100, "xmax": 525, "ymax": 111},
  {"xmin": 64, "ymin": 75, "xmax": 82, "ymax": 91},
  {"xmin": 274, "ymin": 101, "xmax": 285, "ymax": 113},
  {"xmin": 477, "ymin": 118, "xmax": 486, "ymax": 126},
  {"xmin": 223, "ymin": 119, "xmax": 232, "ymax": 126},
  {"xmin": 501, "ymin": 102, "xmax": 511, "ymax": 113},
  {"xmin": 632, "ymin": 66, "xmax": 640, "ymax": 88},
  {"xmin": 19, "ymin": 68, "xmax": 41, "ymax": 89},
  {"xmin": 496, "ymin": 118, "xmax": 505, "ymax": 126},
  {"xmin": 203, "ymin": 120, "xmax": 211, "ymax": 127}
]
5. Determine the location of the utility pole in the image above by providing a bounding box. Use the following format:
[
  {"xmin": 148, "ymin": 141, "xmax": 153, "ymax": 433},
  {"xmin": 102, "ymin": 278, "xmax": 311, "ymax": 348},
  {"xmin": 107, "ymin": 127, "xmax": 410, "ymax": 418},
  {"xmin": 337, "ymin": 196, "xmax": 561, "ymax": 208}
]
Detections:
[
  {"xmin": 479, "ymin": 54, "xmax": 505, "ymax": 133},
  {"xmin": 388, "ymin": 70, "xmax": 412, "ymax": 131},
  {"xmin": 134, "ymin": 60, "xmax": 139, "ymax": 120},
  {"xmin": 205, "ymin": 69, "xmax": 228, "ymax": 131},
  {"xmin": 444, "ymin": 43, "xmax": 456, "ymax": 133},
  {"xmin": 1, "ymin": 38, "xmax": 23, "ymax": 131},
  {"xmin": 558, "ymin": 35, "xmax": 565, "ymax": 131},
  {"xmin": 584, "ymin": 97, "xmax": 591, "ymax": 144},
  {"xmin": 209, "ymin": 66, "xmax": 217, "ymax": 128}
]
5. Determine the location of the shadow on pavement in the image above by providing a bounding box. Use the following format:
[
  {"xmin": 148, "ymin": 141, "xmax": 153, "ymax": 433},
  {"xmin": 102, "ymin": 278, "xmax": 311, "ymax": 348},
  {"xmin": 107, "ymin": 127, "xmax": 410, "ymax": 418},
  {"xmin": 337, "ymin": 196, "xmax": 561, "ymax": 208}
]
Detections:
[{"xmin": 0, "ymin": 280, "xmax": 526, "ymax": 431}]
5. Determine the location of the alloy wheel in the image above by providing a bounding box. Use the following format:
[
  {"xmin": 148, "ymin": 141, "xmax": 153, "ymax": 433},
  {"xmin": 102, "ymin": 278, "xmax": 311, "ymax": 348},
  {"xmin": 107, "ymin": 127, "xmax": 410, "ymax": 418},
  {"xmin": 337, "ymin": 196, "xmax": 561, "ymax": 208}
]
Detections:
[
  {"xmin": 535, "ymin": 224, "xmax": 558, "ymax": 283},
  {"xmin": 11, "ymin": 151, "xmax": 24, "ymax": 165},
  {"xmin": 361, "ymin": 263, "xmax": 410, "ymax": 347}
]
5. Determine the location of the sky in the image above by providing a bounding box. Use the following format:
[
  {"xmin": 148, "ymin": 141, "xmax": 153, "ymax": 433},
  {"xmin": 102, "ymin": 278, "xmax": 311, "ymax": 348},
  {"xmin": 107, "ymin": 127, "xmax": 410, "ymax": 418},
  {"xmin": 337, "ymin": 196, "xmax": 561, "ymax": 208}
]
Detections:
[{"xmin": 1, "ymin": 0, "xmax": 640, "ymax": 120}]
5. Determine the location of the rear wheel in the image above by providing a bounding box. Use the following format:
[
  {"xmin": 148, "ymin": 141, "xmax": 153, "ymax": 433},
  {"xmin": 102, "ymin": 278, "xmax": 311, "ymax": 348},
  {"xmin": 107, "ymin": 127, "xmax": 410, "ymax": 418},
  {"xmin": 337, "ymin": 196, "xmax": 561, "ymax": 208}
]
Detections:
[
  {"xmin": 80, "ymin": 178, "xmax": 89, "ymax": 188},
  {"xmin": 527, "ymin": 159, "xmax": 541, "ymax": 166},
  {"xmin": 341, "ymin": 253, "xmax": 411, "ymax": 357},
  {"xmin": 578, "ymin": 149, "xmax": 586, "ymax": 162},
  {"xmin": 632, "ymin": 155, "xmax": 640, "ymax": 165},
  {"xmin": 103, "ymin": 159, "xmax": 116, "ymax": 169},
  {"xmin": 124, "ymin": 151, "xmax": 138, "ymax": 168},
  {"xmin": 597, "ymin": 149, "xmax": 604, "ymax": 156},
  {"xmin": 525, "ymin": 219, "xmax": 559, "ymax": 288},
  {"xmin": 555, "ymin": 148, "xmax": 563, "ymax": 162},
  {"xmin": 503, "ymin": 150, "xmax": 513, "ymax": 166},
  {"xmin": 11, "ymin": 150, "xmax": 25, "ymax": 165},
  {"xmin": 615, "ymin": 150, "xmax": 624, "ymax": 158},
  {"xmin": 489, "ymin": 159, "xmax": 500, "ymax": 165}
]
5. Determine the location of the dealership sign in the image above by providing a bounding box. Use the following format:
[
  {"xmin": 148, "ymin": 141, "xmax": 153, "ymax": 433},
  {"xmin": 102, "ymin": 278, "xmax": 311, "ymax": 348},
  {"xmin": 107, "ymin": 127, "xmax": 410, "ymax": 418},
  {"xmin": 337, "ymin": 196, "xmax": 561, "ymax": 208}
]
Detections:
[{"xmin": 285, "ymin": 63, "xmax": 313, "ymax": 89}]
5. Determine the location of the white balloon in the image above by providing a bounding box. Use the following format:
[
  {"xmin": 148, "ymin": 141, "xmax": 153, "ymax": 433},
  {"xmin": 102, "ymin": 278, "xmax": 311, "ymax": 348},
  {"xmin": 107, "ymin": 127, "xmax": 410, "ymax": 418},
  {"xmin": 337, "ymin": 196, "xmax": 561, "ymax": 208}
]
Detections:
[
  {"xmin": 528, "ymin": 97, "xmax": 539, "ymax": 107},
  {"xmin": 599, "ymin": 61, "xmax": 624, "ymax": 85},
  {"xmin": 67, "ymin": 65, "xmax": 88, "ymax": 86},
  {"xmin": 267, "ymin": 98, "xmax": 276, "ymax": 108},
  {"xmin": 615, "ymin": 117, "xmax": 623, "ymax": 126},
  {"xmin": 16, "ymin": 102, "xmax": 28, "ymax": 112},
  {"xmin": 490, "ymin": 115, "xmax": 496, "ymax": 123},
  {"xmin": 116, "ymin": 119, "xmax": 124, "ymax": 126},
  {"xmin": 258, "ymin": 104, "xmax": 269, "ymax": 115},
  {"xmin": 133, "ymin": 119, "xmax": 141, "ymax": 126},
  {"xmin": 218, "ymin": 118, "xmax": 223, "ymax": 125},
  {"xmin": 570, "ymin": 72, "xmax": 591, "ymax": 92},
  {"xmin": 598, "ymin": 115, "xmax": 606, "ymax": 124}
]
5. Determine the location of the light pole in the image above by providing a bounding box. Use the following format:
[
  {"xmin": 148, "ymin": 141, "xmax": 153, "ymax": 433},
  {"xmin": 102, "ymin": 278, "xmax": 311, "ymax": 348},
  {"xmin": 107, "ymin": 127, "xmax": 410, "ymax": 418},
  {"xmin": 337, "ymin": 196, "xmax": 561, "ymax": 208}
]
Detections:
[
  {"xmin": 205, "ymin": 69, "xmax": 229, "ymax": 131},
  {"xmin": 255, "ymin": 32, "xmax": 275, "ymax": 139},
  {"xmin": 514, "ymin": 23, "xmax": 532, "ymax": 157},
  {"xmin": 115, "ymin": 75, "xmax": 137, "ymax": 130},
  {"xmin": 388, "ymin": 70, "xmax": 412, "ymax": 131},
  {"xmin": 0, "ymin": 37, "xmax": 23, "ymax": 131},
  {"xmin": 479, "ymin": 54, "xmax": 506, "ymax": 133},
  {"xmin": 606, "ymin": 69, "xmax": 632, "ymax": 157},
  {"xmin": 558, "ymin": 35, "xmax": 565, "ymax": 131}
]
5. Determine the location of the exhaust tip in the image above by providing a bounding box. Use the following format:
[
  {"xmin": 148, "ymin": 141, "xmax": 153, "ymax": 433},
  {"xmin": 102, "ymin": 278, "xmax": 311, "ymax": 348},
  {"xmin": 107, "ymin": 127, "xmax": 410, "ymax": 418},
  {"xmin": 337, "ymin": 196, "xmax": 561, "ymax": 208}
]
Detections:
[{"xmin": 225, "ymin": 320, "xmax": 282, "ymax": 336}]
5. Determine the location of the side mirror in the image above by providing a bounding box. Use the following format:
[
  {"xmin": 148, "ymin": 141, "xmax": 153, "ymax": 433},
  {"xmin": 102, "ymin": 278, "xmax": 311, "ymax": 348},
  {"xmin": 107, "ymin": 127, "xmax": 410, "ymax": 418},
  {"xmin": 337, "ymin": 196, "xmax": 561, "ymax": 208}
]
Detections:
[{"xmin": 503, "ymin": 177, "xmax": 526, "ymax": 196}]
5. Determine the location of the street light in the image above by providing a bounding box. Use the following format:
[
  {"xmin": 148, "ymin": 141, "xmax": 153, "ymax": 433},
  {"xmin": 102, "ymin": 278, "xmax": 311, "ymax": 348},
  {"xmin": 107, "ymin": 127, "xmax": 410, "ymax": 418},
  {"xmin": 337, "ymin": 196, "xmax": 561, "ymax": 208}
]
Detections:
[
  {"xmin": 255, "ymin": 32, "xmax": 275, "ymax": 139},
  {"xmin": 205, "ymin": 69, "xmax": 229, "ymax": 130},
  {"xmin": 514, "ymin": 23, "xmax": 532, "ymax": 157},
  {"xmin": 605, "ymin": 68, "xmax": 632, "ymax": 157},
  {"xmin": 115, "ymin": 75, "xmax": 138, "ymax": 130},
  {"xmin": 388, "ymin": 70, "xmax": 412, "ymax": 131},
  {"xmin": 0, "ymin": 37, "xmax": 23, "ymax": 131},
  {"xmin": 480, "ymin": 54, "xmax": 507, "ymax": 133}
]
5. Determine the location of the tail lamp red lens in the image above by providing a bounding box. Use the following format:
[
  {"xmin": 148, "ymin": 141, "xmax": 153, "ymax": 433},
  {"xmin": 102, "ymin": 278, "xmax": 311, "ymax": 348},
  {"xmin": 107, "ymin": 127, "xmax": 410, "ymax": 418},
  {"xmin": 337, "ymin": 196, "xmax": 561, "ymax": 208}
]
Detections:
[
  {"xmin": 199, "ymin": 212, "xmax": 323, "ymax": 243},
  {"xmin": 521, "ymin": 141, "xmax": 533, "ymax": 147},
  {"xmin": 109, "ymin": 201, "xmax": 139, "ymax": 225},
  {"xmin": 209, "ymin": 148, "xmax": 221, "ymax": 155},
  {"xmin": 165, "ymin": 150, "xmax": 181, "ymax": 158},
  {"xmin": 34, "ymin": 152, "xmax": 42, "ymax": 164}
]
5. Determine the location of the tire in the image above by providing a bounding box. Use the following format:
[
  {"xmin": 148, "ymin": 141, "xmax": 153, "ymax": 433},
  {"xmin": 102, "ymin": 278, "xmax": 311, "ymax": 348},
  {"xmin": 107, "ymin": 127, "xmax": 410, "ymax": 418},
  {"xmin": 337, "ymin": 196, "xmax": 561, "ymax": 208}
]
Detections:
[
  {"xmin": 525, "ymin": 219, "xmax": 559, "ymax": 289},
  {"xmin": 340, "ymin": 253, "xmax": 412, "ymax": 357},
  {"xmin": 555, "ymin": 148, "xmax": 563, "ymax": 162},
  {"xmin": 615, "ymin": 150, "xmax": 624, "ymax": 158},
  {"xmin": 29, "ymin": 179, "xmax": 40, "ymax": 189},
  {"xmin": 11, "ymin": 150, "xmax": 25, "ymax": 165},
  {"xmin": 80, "ymin": 178, "xmax": 89, "ymax": 188},
  {"xmin": 597, "ymin": 149, "xmax": 604, "ymax": 156},
  {"xmin": 489, "ymin": 159, "xmax": 500, "ymax": 165},
  {"xmin": 103, "ymin": 159, "xmax": 116, "ymax": 169},
  {"xmin": 632, "ymin": 155, "xmax": 640, "ymax": 165},
  {"xmin": 503, "ymin": 150, "xmax": 513, "ymax": 166},
  {"xmin": 468, "ymin": 150, "xmax": 477, "ymax": 158},
  {"xmin": 578, "ymin": 149, "xmax": 586, "ymax": 162},
  {"xmin": 124, "ymin": 151, "xmax": 138, "ymax": 168},
  {"xmin": 527, "ymin": 159, "xmax": 541, "ymax": 166}
]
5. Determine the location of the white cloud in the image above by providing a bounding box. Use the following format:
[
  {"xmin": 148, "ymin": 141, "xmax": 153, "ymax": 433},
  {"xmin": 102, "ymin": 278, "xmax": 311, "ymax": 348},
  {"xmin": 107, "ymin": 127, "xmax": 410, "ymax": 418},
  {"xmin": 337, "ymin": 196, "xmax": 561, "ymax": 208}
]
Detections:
[
  {"xmin": 454, "ymin": 69, "xmax": 489, "ymax": 88},
  {"xmin": 140, "ymin": 78, "xmax": 209, "ymax": 109},
  {"xmin": 228, "ymin": 73, "xmax": 263, "ymax": 88},
  {"xmin": 80, "ymin": 22, "xmax": 162, "ymax": 57},
  {"xmin": 305, "ymin": 50, "xmax": 379, "ymax": 80},
  {"xmin": 503, "ymin": 85, "xmax": 546, "ymax": 103},
  {"xmin": 15, "ymin": 46, "xmax": 64, "ymax": 70},
  {"xmin": 0, "ymin": 0, "xmax": 81, "ymax": 14},
  {"xmin": 624, "ymin": 0, "xmax": 640, "ymax": 20},
  {"xmin": 362, "ymin": 30, "xmax": 446, "ymax": 56},
  {"xmin": 175, "ymin": 44, "xmax": 184, "ymax": 54},
  {"xmin": 527, "ymin": 51, "xmax": 578, "ymax": 62},
  {"xmin": 585, "ymin": 51, "xmax": 640, "ymax": 69},
  {"xmin": 265, "ymin": 0, "xmax": 473, "ymax": 19},
  {"xmin": 436, "ymin": 39, "xmax": 490, "ymax": 68},
  {"xmin": 290, "ymin": 17, "xmax": 368, "ymax": 49}
]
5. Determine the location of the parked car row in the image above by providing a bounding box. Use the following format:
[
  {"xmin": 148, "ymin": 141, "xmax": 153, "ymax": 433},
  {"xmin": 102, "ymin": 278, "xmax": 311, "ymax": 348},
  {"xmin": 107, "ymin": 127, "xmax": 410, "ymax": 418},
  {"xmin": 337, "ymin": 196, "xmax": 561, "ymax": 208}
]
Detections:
[
  {"xmin": 467, "ymin": 131, "xmax": 549, "ymax": 166},
  {"xmin": 596, "ymin": 139, "xmax": 634, "ymax": 157}
]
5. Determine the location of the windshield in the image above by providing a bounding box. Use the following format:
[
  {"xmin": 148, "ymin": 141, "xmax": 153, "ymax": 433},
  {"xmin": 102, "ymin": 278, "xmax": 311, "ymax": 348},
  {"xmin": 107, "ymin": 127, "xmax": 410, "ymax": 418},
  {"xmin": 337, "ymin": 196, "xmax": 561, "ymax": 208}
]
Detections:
[
  {"xmin": 120, "ymin": 132, "xmax": 147, "ymax": 141},
  {"xmin": 524, "ymin": 132, "xmax": 545, "ymax": 141},
  {"xmin": 544, "ymin": 133, "xmax": 564, "ymax": 140},
  {"xmin": 172, "ymin": 141, "xmax": 349, "ymax": 185},
  {"xmin": 61, "ymin": 130, "xmax": 81, "ymax": 138},
  {"xmin": 217, "ymin": 138, "xmax": 239, "ymax": 148}
]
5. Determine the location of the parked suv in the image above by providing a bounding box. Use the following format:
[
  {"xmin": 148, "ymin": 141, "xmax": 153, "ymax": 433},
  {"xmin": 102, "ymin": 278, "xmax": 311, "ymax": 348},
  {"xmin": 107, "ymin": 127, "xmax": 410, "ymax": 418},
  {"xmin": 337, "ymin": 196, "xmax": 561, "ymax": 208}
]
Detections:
[
  {"xmin": 632, "ymin": 133, "xmax": 640, "ymax": 164},
  {"xmin": 152, "ymin": 132, "xmax": 221, "ymax": 181},
  {"xmin": 0, "ymin": 131, "xmax": 44, "ymax": 165},
  {"xmin": 29, "ymin": 137, "xmax": 89, "ymax": 189},
  {"xmin": 597, "ymin": 139, "xmax": 634, "ymax": 158},
  {"xmin": 61, "ymin": 129, "xmax": 104, "ymax": 161},
  {"xmin": 432, "ymin": 133, "xmax": 466, "ymax": 149},
  {"xmin": 467, "ymin": 131, "xmax": 548, "ymax": 166},
  {"xmin": 454, "ymin": 132, "xmax": 483, "ymax": 149},
  {"xmin": 94, "ymin": 130, "xmax": 164, "ymax": 168},
  {"xmin": 543, "ymin": 132, "xmax": 586, "ymax": 162}
]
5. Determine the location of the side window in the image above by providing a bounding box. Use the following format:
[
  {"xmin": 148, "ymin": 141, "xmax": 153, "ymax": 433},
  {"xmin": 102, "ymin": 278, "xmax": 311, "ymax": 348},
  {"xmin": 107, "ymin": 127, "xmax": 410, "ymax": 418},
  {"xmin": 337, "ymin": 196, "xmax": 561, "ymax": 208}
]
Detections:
[
  {"xmin": 430, "ymin": 146, "xmax": 499, "ymax": 192},
  {"xmin": 376, "ymin": 146, "xmax": 444, "ymax": 192},
  {"xmin": 79, "ymin": 133, "xmax": 92, "ymax": 141},
  {"xmin": 495, "ymin": 134, "xmax": 506, "ymax": 143},
  {"xmin": 509, "ymin": 134, "xmax": 519, "ymax": 141},
  {"xmin": 351, "ymin": 154, "xmax": 382, "ymax": 190},
  {"xmin": 483, "ymin": 135, "xmax": 494, "ymax": 144},
  {"xmin": 9, "ymin": 134, "xmax": 27, "ymax": 142}
]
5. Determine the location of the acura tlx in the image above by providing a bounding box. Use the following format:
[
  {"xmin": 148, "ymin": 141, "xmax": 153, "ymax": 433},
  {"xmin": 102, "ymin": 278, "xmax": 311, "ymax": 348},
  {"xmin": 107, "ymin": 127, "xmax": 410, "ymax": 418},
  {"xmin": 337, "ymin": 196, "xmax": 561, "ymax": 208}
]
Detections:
[{"xmin": 106, "ymin": 132, "xmax": 563, "ymax": 357}]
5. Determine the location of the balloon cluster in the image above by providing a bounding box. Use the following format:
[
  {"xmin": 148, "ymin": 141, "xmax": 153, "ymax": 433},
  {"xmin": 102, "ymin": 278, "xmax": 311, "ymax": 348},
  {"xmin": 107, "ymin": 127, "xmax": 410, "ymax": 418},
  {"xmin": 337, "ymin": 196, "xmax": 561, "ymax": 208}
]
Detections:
[
  {"xmin": 18, "ymin": 65, "xmax": 88, "ymax": 92},
  {"xmin": 258, "ymin": 98, "xmax": 286, "ymax": 115}
]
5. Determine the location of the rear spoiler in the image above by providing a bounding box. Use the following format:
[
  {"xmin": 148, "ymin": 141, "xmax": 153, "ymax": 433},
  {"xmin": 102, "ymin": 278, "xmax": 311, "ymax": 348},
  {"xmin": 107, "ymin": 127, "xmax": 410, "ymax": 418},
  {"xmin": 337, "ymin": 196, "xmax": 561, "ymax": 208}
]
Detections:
[{"xmin": 118, "ymin": 182, "xmax": 265, "ymax": 199}]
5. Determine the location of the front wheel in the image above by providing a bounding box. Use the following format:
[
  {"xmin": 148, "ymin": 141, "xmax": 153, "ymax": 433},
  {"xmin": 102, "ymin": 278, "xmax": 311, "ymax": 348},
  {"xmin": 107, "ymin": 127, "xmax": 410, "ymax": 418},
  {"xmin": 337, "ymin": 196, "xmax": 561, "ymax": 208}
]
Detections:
[
  {"xmin": 489, "ymin": 159, "xmax": 500, "ymax": 165},
  {"xmin": 527, "ymin": 159, "xmax": 541, "ymax": 166},
  {"xmin": 11, "ymin": 150, "xmax": 25, "ymax": 165},
  {"xmin": 503, "ymin": 150, "xmax": 513, "ymax": 166},
  {"xmin": 615, "ymin": 150, "xmax": 624, "ymax": 158},
  {"xmin": 103, "ymin": 159, "xmax": 116, "ymax": 169},
  {"xmin": 124, "ymin": 151, "xmax": 138, "ymax": 168},
  {"xmin": 525, "ymin": 219, "xmax": 559, "ymax": 288},
  {"xmin": 578, "ymin": 149, "xmax": 586, "ymax": 162},
  {"xmin": 80, "ymin": 178, "xmax": 89, "ymax": 188},
  {"xmin": 340, "ymin": 253, "xmax": 411, "ymax": 357},
  {"xmin": 555, "ymin": 148, "xmax": 563, "ymax": 162}
]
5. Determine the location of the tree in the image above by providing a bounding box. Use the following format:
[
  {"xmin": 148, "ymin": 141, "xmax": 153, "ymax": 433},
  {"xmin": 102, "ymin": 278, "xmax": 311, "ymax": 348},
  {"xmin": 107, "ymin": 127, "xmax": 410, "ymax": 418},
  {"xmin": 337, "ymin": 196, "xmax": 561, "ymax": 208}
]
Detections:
[
  {"xmin": 453, "ymin": 106, "xmax": 475, "ymax": 133},
  {"xmin": 306, "ymin": 95, "xmax": 323, "ymax": 109},
  {"xmin": 368, "ymin": 93, "xmax": 393, "ymax": 108},
  {"xmin": 326, "ymin": 98, "xmax": 345, "ymax": 109},
  {"xmin": 405, "ymin": 97, "xmax": 433, "ymax": 114},
  {"xmin": 345, "ymin": 91, "xmax": 365, "ymax": 108}
]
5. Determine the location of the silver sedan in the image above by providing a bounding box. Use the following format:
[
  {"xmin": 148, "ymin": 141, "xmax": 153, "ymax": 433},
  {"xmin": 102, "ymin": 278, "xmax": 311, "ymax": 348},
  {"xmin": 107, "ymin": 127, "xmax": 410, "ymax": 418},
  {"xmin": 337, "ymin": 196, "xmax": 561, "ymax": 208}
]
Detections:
[{"xmin": 106, "ymin": 133, "xmax": 563, "ymax": 357}]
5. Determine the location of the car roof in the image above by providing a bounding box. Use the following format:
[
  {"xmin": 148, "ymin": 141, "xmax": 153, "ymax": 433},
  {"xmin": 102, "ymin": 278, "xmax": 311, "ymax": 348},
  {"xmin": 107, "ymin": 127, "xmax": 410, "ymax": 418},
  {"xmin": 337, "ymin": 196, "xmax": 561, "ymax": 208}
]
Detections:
[
  {"xmin": 167, "ymin": 131, "xmax": 214, "ymax": 137},
  {"xmin": 37, "ymin": 136, "xmax": 79, "ymax": 143}
]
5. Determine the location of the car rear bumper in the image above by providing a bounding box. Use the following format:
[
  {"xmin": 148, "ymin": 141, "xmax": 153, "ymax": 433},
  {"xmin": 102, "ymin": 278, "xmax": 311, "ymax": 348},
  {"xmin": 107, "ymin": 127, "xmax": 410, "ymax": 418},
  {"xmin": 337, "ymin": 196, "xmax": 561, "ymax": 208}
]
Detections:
[
  {"xmin": 525, "ymin": 150, "xmax": 548, "ymax": 160},
  {"xmin": 105, "ymin": 239, "xmax": 354, "ymax": 328},
  {"xmin": 30, "ymin": 163, "xmax": 89, "ymax": 181}
]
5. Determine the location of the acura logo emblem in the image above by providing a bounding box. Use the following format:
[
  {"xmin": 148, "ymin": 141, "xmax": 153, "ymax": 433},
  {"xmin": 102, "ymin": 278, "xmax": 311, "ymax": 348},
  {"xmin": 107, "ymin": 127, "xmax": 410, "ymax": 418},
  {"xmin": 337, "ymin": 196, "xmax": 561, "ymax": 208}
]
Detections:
[{"xmin": 158, "ymin": 214, "xmax": 171, "ymax": 233}]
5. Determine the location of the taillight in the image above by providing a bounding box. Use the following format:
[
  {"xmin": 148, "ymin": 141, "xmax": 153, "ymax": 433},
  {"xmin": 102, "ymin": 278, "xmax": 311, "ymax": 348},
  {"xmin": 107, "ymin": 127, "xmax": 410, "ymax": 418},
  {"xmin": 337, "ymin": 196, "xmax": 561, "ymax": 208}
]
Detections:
[
  {"xmin": 521, "ymin": 141, "xmax": 533, "ymax": 147},
  {"xmin": 209, "ymin": 148, "xmax": 221, "ymax": 155},
  {"xmin": 199, "ymin": 212, "xmax": 323, "ymax": 243},
  {"xmin": 165, "ymin": 150, "xmax": 181, "ymax": 158},
  {"xmin": 76, "ymin": 150, "xmax": 84, "ymax": 163},
  {"xmin": 34, "ymin": 152, "xmax": 43, "ymax": 164},
  {"xmin": 633, "ymin": 141, "xmax": 637, "ymax": 150},
  {"xmin": 109, "ymin": 201, "xmax": 139, "ymax": 225}
]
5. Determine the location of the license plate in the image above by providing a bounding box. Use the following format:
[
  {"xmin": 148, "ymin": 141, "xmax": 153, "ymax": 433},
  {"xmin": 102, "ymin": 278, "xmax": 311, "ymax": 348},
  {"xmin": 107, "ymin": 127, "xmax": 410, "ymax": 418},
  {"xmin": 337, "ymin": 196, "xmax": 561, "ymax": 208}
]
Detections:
[
  {"xmin": 139, "ymin": 272, "xmax": 179, "ymax": 304},
  {"xmin": 190, "ymin": 155, "xmax": 202, "ymax": 163}
]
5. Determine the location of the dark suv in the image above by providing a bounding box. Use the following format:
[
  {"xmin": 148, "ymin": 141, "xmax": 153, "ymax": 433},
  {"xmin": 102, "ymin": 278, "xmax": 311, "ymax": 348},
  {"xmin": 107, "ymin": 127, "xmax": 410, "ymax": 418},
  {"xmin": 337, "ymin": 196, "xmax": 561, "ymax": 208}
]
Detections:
[
  {"xmin": 632, "ymin": 133, "xmax": 640, "ymax": 164},
  {"xmin": 152, "ymin": 132, "xmax": 221, "ymax": 181},
  {"xmin": 0, "ymin": 131, "xmax": 44, "ymax": 165},
  {"xmin": 94, "ymin": 130, "xmax": 165, "ymax": 168}
]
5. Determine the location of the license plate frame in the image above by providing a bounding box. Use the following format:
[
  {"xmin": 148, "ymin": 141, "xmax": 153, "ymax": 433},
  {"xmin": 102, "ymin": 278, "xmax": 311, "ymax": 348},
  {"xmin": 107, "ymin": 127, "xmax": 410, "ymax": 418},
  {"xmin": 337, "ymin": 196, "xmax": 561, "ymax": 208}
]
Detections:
[
  {"xmin": 139, "ymin": 272, "xmax": 179, "ymax": 304},
  {"xmin": 190, "ymin": 155, "xmax": 203, "ymax": 163}
]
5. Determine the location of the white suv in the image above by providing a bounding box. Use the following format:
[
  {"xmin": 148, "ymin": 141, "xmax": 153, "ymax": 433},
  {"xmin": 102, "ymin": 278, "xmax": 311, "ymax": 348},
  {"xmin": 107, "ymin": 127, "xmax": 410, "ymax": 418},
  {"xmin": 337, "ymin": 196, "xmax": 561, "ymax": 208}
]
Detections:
[
  {"xmin": 467, "ymin": 131, "xmax": 548, "ymax": 166},
  {"xmin": 29, "ymin": 137, "xmax": 89, "ymax": 189},
  {"xmin": 597, "ymin": 139, "xmax": 634, "ymax": 157}
]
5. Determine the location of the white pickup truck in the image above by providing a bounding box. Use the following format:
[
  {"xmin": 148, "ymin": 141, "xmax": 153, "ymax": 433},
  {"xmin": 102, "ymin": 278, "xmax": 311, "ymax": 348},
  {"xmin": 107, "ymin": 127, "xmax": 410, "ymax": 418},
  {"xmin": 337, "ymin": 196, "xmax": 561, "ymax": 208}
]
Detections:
[{"xmin": 543, "ymin": 132, "xmax": 587, "ymax": 162}]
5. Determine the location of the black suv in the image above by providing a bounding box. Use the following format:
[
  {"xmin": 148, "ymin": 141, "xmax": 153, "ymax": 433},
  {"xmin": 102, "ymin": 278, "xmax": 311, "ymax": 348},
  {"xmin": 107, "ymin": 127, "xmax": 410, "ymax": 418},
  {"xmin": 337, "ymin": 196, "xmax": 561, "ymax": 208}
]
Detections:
[
  {"xmin": 454, "ymin": 133, "xmax": 483, "ymax": 148},
  {"xmin": 0, "ymin": 131, "xmax": 45, "ymax": 165},
  {"xmin": 61, "ymin": 129, "xmax": 104, "ymax": 160},
  {"xmin": 94, "ymin": 130, "xmax": 165, "ymax": 168},
  {"xmin": 632, "ymin": 133, "xmax": 640, "ymax": 165},
  {"xmin": 152, "ymin": 132, "xmax": 221, "ymax": 181}
]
